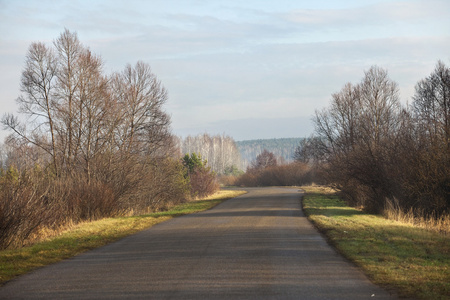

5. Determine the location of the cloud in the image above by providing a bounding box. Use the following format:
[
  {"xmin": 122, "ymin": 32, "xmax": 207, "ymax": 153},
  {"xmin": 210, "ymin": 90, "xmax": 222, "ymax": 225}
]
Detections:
[
  {"xmin": 162, "ymin": 34, "xmax": 449, "ymax": 138},
  {"xmin": 280, "ymin": 0, "xmax": 450, "ymax": 43},
  {"xmin": 1, "ymin": 0, "xmax": 449, "ymax": 142},
  {"xmin": 283, "ymin": 0, "xmax": 450, "ymax": 27}
]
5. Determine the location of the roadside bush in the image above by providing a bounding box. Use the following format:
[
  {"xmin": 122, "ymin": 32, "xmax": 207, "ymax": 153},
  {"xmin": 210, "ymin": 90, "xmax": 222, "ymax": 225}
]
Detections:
[
  {"xmin": 182, "ymin": 153, "xmax": 219, "ymax": 198},
  {"xmin": 0, "ymin": 167, "xmax": 60, "ymax": 249},
  {"xmin": 189, "ymin": 168, "xmax": 220, "ymax": 198},
  {"xmin": 67, "ymin": 179, "xmax": 120, "ymax": 221},
  {"xmin": 0, "ymin": 157, "xmax": 192, "ymax": 250},
  {"xmin": 133, "ymin": 158, "xmax": 190, "ymax": 213},
  {"xmin": 218, "ymin": 175, "xmax": 239, "ymax": 187},
  {"xmin": 235, "ymin": 170, "xmax": 258, "ymax": 187},
  {"xmin": 236, "ymin": 162, "xmax": 313, "ymax": 187}
]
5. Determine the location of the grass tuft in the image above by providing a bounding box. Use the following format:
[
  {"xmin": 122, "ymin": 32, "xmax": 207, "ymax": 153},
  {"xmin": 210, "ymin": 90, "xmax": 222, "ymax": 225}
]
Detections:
[
  {"xmin": 384, "ymin": 198, "xmax": 450, "ymax": 235},
  {"xmin": 301, "ymin": 185, "xmax": 450, "ymax": 300},
  {"xmin": 0, "ymin": 189, "xmax": 246, "ymax": 285}
]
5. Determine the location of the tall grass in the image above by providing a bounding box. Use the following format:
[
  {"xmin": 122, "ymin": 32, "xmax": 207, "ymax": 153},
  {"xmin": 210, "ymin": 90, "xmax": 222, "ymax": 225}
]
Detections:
[{"xmin": 384, "ymin": 198, "xmax": 450, "ymax": 234}]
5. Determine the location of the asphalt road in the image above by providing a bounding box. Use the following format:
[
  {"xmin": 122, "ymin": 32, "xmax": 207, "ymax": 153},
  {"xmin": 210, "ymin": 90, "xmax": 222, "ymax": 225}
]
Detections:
[{"xmin": 0, "ymin": 187, "xmax": 396, "ymax": 299}]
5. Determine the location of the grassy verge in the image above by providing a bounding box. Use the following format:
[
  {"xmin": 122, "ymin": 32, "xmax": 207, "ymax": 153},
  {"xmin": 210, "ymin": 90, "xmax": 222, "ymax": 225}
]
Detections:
[
  {"xmin": 301, "ymin": 185, "xmax": 450, "ymax": 300},
  {"xmin": 0, "ymin": 189, "xmax": 246, "ymax": 285}
]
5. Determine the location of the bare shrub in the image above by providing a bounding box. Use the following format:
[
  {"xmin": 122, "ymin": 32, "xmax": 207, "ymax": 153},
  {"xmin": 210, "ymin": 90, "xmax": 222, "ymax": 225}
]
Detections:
[
  {"xmin": 218, "ymin": 175, "xmax": 239, "ymax": 187},
  {"xmin": 0, "ymin": 168, "xmax": 56, "ymax": 249},
  {"xmin": 235, "ymin": 171, "xmax": 258, "ymax": 187},
  {"xmin": 189, "ymin": 168, "xmax": 219, "ymax": 198},
  {"xmin": 67, "ymin": 179, "xmax": 120, "ymax": 221},
  {"xmin": 182, "ymin": 153, "xmax": 219, "ymax": 199},
  {"xmin": 135, "ymin": 159, "xmax": 190, "ymax": 213},
  {"xmin": 0, "ymin": 156, "xmax": 192, "ymax": 249},
  {"xmin": 236, "ymin": 162, "xmax": 313, "ymax": 187}
]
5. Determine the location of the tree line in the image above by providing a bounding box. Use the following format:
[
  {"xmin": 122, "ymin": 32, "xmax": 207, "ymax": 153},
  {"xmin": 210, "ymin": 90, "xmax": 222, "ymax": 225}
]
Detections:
[
  {"xmin": 298, "ymin": 62, "xmax": 449, "ymax": 215},
  {"xmin": 177, "ymin": 133, "xmax": 242, "ymax": 175},
  {"xmin": 0, "ymin": 30, "xmax": 217, "ymax": 249}
]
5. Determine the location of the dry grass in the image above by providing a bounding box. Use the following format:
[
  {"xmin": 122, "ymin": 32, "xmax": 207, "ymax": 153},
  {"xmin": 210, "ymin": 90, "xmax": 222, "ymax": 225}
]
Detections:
[
  {"xmin": 301, "ymin": 184, "xmax": 450, "ymax": 234},
  {"xmin": 384, "ymin": 198, "xmax": 450, "ymax": 235},
  {"xmin": 299, "ymin": 184, "xmax": 339, "ymax": 196},
  {"xmin": 195, "ymin": 189, "xmax": 246, "ymax": 201},
  {"xmin": 301, "ymin": 185, "xmax": 450, "ymax": 300}
]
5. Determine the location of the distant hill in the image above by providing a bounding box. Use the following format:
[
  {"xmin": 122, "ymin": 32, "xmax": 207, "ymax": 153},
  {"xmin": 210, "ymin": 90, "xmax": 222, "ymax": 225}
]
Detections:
[{"xmin": 236, "ymin": 138, "xmax": 303, "ymax": 169}]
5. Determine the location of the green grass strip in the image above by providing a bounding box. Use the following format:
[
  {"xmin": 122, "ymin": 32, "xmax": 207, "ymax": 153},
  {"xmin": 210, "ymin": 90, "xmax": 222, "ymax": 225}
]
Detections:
[
  {"xmin": 302, "ymin": 190, "xmax": 450, "ymax": 300},
  {"xmin": 0, "ymin": 190, "xmax": 246, "ymax": 285}
]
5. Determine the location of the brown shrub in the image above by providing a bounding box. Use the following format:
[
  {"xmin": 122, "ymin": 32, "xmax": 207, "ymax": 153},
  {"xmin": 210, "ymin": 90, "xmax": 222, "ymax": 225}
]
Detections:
[
  {"xmin": 0, "ymin": 169, "xmax": 57, "ymax": 249},
  {"xmin": 0, "ymin": 158, "xmax": 191, "ymax": 249},
  {"xmin": 218, "ymin": 175, "xmax": 239, "ymax": 187},
  {"xmin": 236, "ymin": 162, "xmax": 314, "ymax": 187},
  {"xmin": 189, "ymin": 168, "xmax": 219, "ymax": 198}
]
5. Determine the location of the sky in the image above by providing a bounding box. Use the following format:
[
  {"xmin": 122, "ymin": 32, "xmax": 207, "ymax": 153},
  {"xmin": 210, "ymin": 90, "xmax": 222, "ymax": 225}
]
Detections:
[{"xmin": 0, "ymin": 0, "xmax": 449, "ymax": 141}]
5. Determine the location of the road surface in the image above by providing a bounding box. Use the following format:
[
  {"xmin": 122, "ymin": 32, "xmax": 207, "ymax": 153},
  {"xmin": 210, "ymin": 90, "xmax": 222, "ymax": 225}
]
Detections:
[{"xmin": 0, "ymin": 187, "xmax": 396, "ymax": 299}]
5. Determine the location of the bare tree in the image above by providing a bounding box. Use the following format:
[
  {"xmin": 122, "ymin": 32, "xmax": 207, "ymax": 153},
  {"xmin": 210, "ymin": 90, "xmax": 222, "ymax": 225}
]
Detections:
[
  {"xmin": 53, "ymin": 29, "xmax": 83, "ymax": 171},
  {"xmin": 250, "ymin": 149, "xmax": 277, "ymax": 171},
  {"xmin": 111, "ymin": 61, "xmax": 171, "ymax": 157},
  {"xmin": 293, "ymin": 136, "xmax": 325, "ymax": 165},
  {"xmin": 2, "ymin": 42, "xmax": 59, "ymax": 175},
  {"xmin": 73, "ymin": 49, "xmax": 113, "ymax": 182},
  {"xmin": 359, "ymin": 66, "xmax": 401, "ymax": 150},
  {"xmin": 413, "ymin": 60, "xmax": 450, "ymax": 149},
  {"xmin": 313, "ymin": 66, "xmax": 401, "ymax": 213},
  {"xmin": 409, "ymin": 61, "xmax": 450, "ymax": 213}
]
